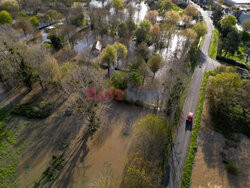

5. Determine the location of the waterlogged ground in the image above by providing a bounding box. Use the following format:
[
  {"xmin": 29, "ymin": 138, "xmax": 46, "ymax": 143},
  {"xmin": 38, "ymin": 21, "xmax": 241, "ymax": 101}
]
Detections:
[
  {"xmin": 53, "ymin": 102, "xmax": 152, "ymax": 187},
  {"xmin": 0, "ymin": 82, "xmax": 153, "ymax": 187},
  {"xmin": 191, "ymin": 103, "xmax": 250, "ymax": 188}
]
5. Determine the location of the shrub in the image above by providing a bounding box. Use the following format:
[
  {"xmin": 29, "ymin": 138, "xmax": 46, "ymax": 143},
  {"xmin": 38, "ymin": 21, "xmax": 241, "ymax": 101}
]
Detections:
[
  {"xmin": 226, "ymin": 162, "xmax": 239, "ymax": 175},
  {"xmin": 11, "ymin": 101, "xmax": 52, "ymax": 119},
  {"xmin": 0, "ymin": 10, "xmax": 13, "ymax": 24},
  {"xmin": 30, "ymin": 16, "xmax": 39, "ymax": 26},
  {"xmin": 111, "ymin": 71, "xmax": 128, "ymax": 90}
]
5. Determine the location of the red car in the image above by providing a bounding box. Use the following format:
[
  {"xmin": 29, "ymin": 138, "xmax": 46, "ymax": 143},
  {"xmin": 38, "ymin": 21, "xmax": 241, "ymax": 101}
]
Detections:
[{"xmin": 186, "ymin": 112, "xmax": 194, "ymax": 130}]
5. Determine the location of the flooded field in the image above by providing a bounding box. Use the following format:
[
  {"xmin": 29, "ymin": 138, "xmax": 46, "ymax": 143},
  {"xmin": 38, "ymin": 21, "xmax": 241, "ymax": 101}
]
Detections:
[
  {"xmin": 54, "ymin": 102, "xmax": 152, "ymax": 187},
  {"xmin": 191, "ymin": 103, "xmax": 250, "ymax": 188}
]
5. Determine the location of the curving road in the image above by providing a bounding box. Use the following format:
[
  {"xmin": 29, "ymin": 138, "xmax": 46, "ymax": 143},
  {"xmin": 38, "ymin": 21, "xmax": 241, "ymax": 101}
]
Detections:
[{"xmin": 163, "ymin": 3, "xmax": 220, "ymax": 188}]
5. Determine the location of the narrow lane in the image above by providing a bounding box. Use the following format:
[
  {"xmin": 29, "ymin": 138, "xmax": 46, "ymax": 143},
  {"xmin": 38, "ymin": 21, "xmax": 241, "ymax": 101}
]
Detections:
[{"xmin": 163, "ymin": 3, "xmax": 220, "ymax": 188}]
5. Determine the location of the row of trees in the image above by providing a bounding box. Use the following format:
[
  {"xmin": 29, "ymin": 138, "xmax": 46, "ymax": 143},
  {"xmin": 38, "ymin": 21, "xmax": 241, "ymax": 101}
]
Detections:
[
  {"xmin": 122, "ymin": 114, "xmax": 168, "ymax": 187},
  {"xmin": 206, "ymin": 66, "xmax": 250, "ymax": 137},
  {"xmin": 212, "ymin": 5, "xmax": 250, "ymax": 63},
  {"xmin": 0, "ymin": 25, "xmax": 106, "ymax": 117}
]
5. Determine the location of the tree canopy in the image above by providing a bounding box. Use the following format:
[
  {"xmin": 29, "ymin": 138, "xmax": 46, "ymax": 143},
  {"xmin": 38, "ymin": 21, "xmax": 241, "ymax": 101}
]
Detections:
[
  {"xmin": 220, "ymin": 15, "xmax": 237, "ymax": 31},
  {"xmin": 135, "ymin": 20, "xmax": 151, "ymax": 44},
  {"xmin": 0, "ymin": 10, "xmax": 13, "ymax": 24}
]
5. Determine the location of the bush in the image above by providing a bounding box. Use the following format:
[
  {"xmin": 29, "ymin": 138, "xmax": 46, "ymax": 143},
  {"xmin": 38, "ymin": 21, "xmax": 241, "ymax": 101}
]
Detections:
[
  {"xmin": 30, "ymin": 16, "xmax": 39, "ymax": 26},
  {"xmin": 0, "ymin": 10, "xmax": 13, "ymax": 24},
  {"xmin": 111, "ymin": 71, "xmax": 128, "ymax": 90},
  {"xmin": 12, "ymin": 101, "xmax": 52, "ymax": 119},
  {"xmin": 226, "ymin": 162, "xmax": 239, "ymax": 175}
]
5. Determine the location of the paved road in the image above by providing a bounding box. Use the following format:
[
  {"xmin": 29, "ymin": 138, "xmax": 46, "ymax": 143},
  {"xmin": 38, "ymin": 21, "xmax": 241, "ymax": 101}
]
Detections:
[{"xmin": 163, "ymin": 3, "xmax": 220, "ymax": 188}]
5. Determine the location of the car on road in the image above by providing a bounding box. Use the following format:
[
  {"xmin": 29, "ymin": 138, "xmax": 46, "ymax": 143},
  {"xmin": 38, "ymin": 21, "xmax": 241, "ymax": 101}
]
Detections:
[{"xmin": 186, "ymin": 112, "xmax": 194, "ymax": 131}]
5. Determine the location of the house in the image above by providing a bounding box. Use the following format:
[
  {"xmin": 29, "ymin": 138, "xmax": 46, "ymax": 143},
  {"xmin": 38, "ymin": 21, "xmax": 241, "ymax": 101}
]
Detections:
[{"xmin": 91, "ymin": 41, "xmax": 102, "ymax": 56}]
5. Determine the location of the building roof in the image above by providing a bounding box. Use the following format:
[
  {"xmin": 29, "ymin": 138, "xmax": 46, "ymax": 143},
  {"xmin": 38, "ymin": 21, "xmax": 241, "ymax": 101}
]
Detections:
[{"xmin": 227, "ymin": 0, "xmax": 250, "ymax": 4}]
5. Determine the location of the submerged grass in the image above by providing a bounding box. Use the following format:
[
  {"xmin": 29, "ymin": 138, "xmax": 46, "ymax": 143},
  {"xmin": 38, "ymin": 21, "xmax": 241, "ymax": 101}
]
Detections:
[{"xmin": 0, "ymin": 120, "xmax": 29, "ymax": 187}]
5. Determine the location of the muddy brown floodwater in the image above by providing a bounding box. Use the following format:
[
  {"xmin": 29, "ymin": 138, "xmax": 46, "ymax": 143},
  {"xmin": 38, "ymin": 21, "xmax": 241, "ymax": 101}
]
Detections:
[{"xmin": 64, "ymin": 102, "xmax": 151, "ymax": 187}]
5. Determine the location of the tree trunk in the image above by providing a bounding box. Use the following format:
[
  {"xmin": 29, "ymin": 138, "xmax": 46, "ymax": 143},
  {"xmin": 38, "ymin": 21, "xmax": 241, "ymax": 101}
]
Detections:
[
  {"xmin": 224, "ymin": 50, "xmax": 228, "ymax": 57},
  {"xmin": 108, "ymin": 65, "xmax": 110, "ymax": 78}
]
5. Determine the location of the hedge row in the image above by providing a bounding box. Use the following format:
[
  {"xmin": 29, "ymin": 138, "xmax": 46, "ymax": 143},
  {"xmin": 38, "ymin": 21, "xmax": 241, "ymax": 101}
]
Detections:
[
  {"xmin": 181, "ymin": 71, "xmax": 215, "ymax": 188},
  {"xmin": 216, "ymin": 56, "xmax": 249, "ymax": 70}
]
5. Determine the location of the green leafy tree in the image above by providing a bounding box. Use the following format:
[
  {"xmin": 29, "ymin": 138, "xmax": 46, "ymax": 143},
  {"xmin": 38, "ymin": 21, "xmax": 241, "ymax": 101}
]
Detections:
[
  {"xmin": 212, "ymin": 6, "xmax": 223, "ymax": 27},
  {"xmin": 0, "ymin": 1, "xmax": 19, "ymax": 18},
  {"xmin": 111, "ymin": 70, "xmax": 128, "ymax": 89},
  {"xmin": 118, "ymin": 22, "xmax": 128, "ymax": 38},
  {"xmin": 158, "ymin": 0, "xmax": 174, "ymax": 14},
  {"xmin": 220, "ymin": 15, "xmax": 237, "ymax": 31},
  {"xmin": 193, "ymin": 22, "xmax": 207, "ymax": 38},
  {"xmin": 101, "ymin": 45, "xmax": 117, "ymax": 77},
  {"xmin": 206, "ymin": 71, "xmax": 250, "ymax": 136},
  {"xmin": 48, "ymin": 34, "xmax": 63, "ymax": 51},
  {"xmin": 129, "ymin": 70, "xmax": 142, "ymax": 88},
  {"xmin": 135, "ymin": 42, "xmax": 150, "ymax": 61},
  {"xmin": 164, "ymin": 10, "xmax": 181, "ymax": 26},
  {"xmin": 0, "ymin": 10, "xmax": 13, "ymax": 24},
  {"xmin": 135, "ymin": 114, "xmax": 167, "ymax": 160},
  {"xmin": 46, "ymin": 9, "xmax": 62, "ymax": 23},
  {"xmin": 113, "ymin": 42, "xmax": 128, "ymax": 63},
  {"xmin": 123, "ymin": 153, "xmax": 152, "ymax": 188},
  {"xmin": 30, "ymin": 16, "xmax": 39, "ymax": 26},
  {"xmin": 148, "ymin": 54, "xmax": 163, "ymax": 81},
  {"xmin": 222, "ymin": 30, "xmax": 240, "ymax": 57},
  {"xmin": 135, "ymin": 20, "xmax": 151, "ymax": 44},
  {"xmin": 126, "ymin": 16, "xmax": 136, "ymax": 36},
  {"xmin": 112, "ymin": 0, "xmax": 124, "ymax": 14}
]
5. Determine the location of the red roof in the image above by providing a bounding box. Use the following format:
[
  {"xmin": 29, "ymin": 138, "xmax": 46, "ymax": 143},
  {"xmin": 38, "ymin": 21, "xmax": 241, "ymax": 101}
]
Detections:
[{"xmin": 188, "ymin": 112, "xmax": 194, "ymax": 117}]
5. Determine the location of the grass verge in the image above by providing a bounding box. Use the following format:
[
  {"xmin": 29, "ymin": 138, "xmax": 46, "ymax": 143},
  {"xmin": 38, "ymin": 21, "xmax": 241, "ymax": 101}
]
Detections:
[
  {"xmin": 208, "ymin": 29, "xmax": 219, "ymax": 60},
  {"xmin": 180, "ymin": 71, "xmax": 214, "ymax": 188}
]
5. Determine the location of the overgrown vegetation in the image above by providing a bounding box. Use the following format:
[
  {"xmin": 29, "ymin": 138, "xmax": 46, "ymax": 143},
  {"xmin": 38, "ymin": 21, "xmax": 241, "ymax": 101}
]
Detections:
[
  {"xmin": 12, "ymin": 101, "xmax": 52, "ymax": 119},
  {"xmin": 209, "ymin": 28, "xmax": 219, "ymax": 59},
  {"xmin": 206, "ymin": 66, "xmax": 250, "ymax": 137},
  {"xmin": 122, "ymin": 114, "xmax": 168, "ymax": 187},
  {"xmin": 0, "ymin": 120, "xmax": 29, "ymax": 187},
  {"xmin": 42, "ymin": 154, "xmax": 65, "ymax": 181},
  {"xmin": 210, "ymin": 5, "xmax": 250, "ymax": 65}
]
